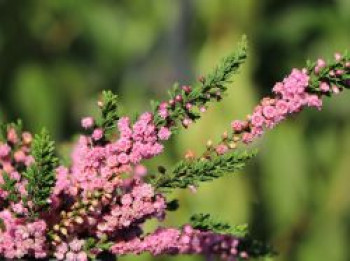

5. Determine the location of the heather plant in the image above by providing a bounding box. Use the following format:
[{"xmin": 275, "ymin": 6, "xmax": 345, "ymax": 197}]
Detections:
[{"xmin": 0, "ymin": 37, "xmax": 349, "ymax": 261}]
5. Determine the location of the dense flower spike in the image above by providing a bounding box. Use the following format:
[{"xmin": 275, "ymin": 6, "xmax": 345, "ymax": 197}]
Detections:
[
  {"xmin": 0, "ymin": 39, "xmax": 348, "ymax": 260},
  {"xmin": 111, "ymin": 226, "xmax": 251, "ymax": 260}
]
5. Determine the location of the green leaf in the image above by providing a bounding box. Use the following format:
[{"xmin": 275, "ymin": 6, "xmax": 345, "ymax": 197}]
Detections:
[
  {"xmin": 190, "ymin": 213, "xmax": 232, "ymax": 234},
  {"xmin": 151, "ymin": 149, "xmax": 257, "ymax": 191},
  {"xmin": 0, "ymin": 172, "xmax": 20, "ymax": 204},
  {"xmin": 23, "ymin": 128, "xmax": 59, "ymax": 216},
  {"xmin": 99, "ymin": 90, "xmax": 120, "ymax": 136}
]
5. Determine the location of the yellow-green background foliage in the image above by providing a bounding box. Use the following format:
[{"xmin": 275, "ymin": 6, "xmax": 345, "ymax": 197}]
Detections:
[{"xmin": 0, "ymin": 1, "xmax": 349, "ymax": 260}]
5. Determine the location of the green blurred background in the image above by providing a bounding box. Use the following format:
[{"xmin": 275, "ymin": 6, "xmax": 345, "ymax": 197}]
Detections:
[{"xmin": 0, "ymin": 0, "xmax": 350, "ymax": 260}]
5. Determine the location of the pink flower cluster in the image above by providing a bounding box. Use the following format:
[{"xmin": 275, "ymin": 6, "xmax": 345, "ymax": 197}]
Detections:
[
  {"xmin": 231, "ymin": 69, "xmax": 324, "ymax": 144},
  {"xmin": 156, "ymin": 85, "xmax": 208, "ymax": 129},
  {"xmin": 0, "ymin": 127, "xmax": 34, "ymax": 214},
  {"xmin": 111, "ymin": 225, "xmax": 248, "ymax": 260},
  {"xmin": 55, "ymin": 112, "xmax": 171, "ymax": 195},
  {"xmin": 54, "ymin": 238, "xmax": 87, "ymax": 261},
  {"xmin": 0, "ymin": 210, "xmax": 47, "ymax": 259},
  {"xmin": 97, "ymin": 182, "xmax": 166, "ymax": 237},
  {"xmin": 0, "ymin": 51, "xmax": 348, "ymax": 260}
]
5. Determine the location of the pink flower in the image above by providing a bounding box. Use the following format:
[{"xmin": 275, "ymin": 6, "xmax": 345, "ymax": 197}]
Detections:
[
  {"xmin": 332, "ymin": 85, "xmax": 340, "ymax": 94},
  {"xmin": 215, "ymin": 144, "xmax": 229, "ymax": 155},
  {"xmin": 320, "ymin": 82, "xmax": 330, "ymax": 92},
  {"xmin": 0, "ymin": 144, "xmax": 11, "ymax": 158},
  {"xmin": 251, "ymin": 113, "xmax": 265, "ymax": 127},
  {"xmin": 92, "ymin": 128, "xmax": 104, "ymax": 141},
  {"xmin": 22, "ymin": 132, "xmax": 33, "ymax": 145},
  {"xmin": 262, "ymin": 105, "xmax": 276, "ymax": 119},
  {"xmin": 81, "ymin": 117, "xmax": 94, "ymax": 129},
  {"xmin": 317, "ymin": 58, "xmax": 326, "ymax": 68},
  {"xmin": 334, "ymin": 52, "xmax": 342, "ymax": 62},
  {"xmin": 275, "ymin": 100, "xmax": 289, "ymax": 115},
  {"xmin": 182, "ymin": 118, "xmax": 192, "ymax": 128},
  {"xmin": 242, "ymin": 133, "xmax": 254, "ymax": 144},
  {"xmin": 307, "ymin": 95, "xmax": 323, "ymax": 110},
  {"xmin": 7, "ymin": 128, "xmax": 18, "ymax": 144},
  {"xmin": 158, "ymin": 127, "xmax": 171, "ymax": 141},
  {"xmin": 159, "ymin": 108, "xmax": 169, "ymax": 119},
  {"xmin": 14, "ymin": 150, "xmax": 26, "ymax": 162},
  {"xmin": 134, "ymin": 165, "xmax": 148, "ymax": 177},
  {"xmin": 76, "ymin": 252, "xmax": 88, "ymax": 261},
  {"xmin": 117, "ymin": 153, "xmax": 129, "ymax": 165},
  {"xmin": 69, "ymin": 239, "xmax": 84, "ymax": 252},
  {"xmin": 231, "ymin": 120, "xmax": 245, "ymax": 133}
]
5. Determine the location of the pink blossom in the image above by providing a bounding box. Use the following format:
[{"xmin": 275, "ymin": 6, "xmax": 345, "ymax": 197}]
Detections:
[
  {"xmin": 81, "ymin": 117, "xmax": 94, "ymax": 129},
  {"xmin": 134, "ymin": 165, "xmax": 148, "ymax": 177},
  {"xmin": 117, "ymin": 153, "xmax": 129, "ymax": 165},
  {"xmin": 320, "ymin": 82, "xmax": 330, "ymax": 92},
  {"xmin": 0, "ymin": 144, "xmax": 11, "ymax": 158},
  {"xmin": 334, "ymin": 52, "xmax": 342, "ymax": 62},
  {"xmin": 158, "ymin": 127, "xmax": 171, "ymax": 140},
  {"xmin": 215, "ymin": 144, "xmax": 229, "ymax": 155},
  {"xmin": 262, "ymin": 105, "xmax": 276, "ymax": 119},
  {"xmin": 251, "ymin": 113, "xmax": 265, "ymax": 127},
  {"xmin": 92, "ymin": 128, "xmax": 104, "ymax": 141},
  {"xmin": 275, "ymin": 100, "xmax": 289, "ymax": 115},
  {"xmin": 231, "ymin": 120, "xmax": 245, "ymax": 133}
]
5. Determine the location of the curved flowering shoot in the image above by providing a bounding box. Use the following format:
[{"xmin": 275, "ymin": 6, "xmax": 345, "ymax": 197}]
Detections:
[
  {"xmin": 307, "ymin": 51, "xmax": 350, "ymax": 94},
  {"xmin": 228, "ymin": 51, "xmax": 350, "ymax": 146},
  {"xmin": 23, "ymin": 128, "xmax": 59, "ymax": 217},
  {"xmin": 0, "ymin": 121, "xmax": 34, "ymax": 210},
  {"xmin": 183, "ymin": 51, "xmax": 350, "ymax": 160},
  {"xmin": 189, "ymin": 214, "xmax": 273, "ymax": 259},
  {"xmin": 152, "ymin": 35, "xmax": 248, "ymax": 132},
  {"xmin": 110, "ymin": 225, "xmax": 272, "ymax": 260},
  {"xmin": 149, "ymin": 149, "xmax": 257, "ymax": 192}
]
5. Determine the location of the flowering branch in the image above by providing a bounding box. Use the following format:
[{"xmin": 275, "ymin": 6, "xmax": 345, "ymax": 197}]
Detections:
[
  {"xmin": 0, "ymin": 36, "xmax": 348, "ymax": 261},
  {"xmin": 152, "ymin": 35, "xmax": 248, "ymax": 131}
]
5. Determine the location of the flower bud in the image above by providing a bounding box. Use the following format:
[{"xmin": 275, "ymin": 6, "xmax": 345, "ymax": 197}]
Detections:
[
  {"xmin": 229, "ymin": 142, "xmax": 237, "ymax": 149},
  {"xmin": 334, "ymin": 52, "xmax": 342, "ymax": 62},
  {"xmin": 175, "ymin": 95, "xmax": 183, "ymax": 103},
  {"xmin": 206, "ymin": 140, "xmax": 213, "ymax": 148},
  {"xmin": 222, "ymin": 131, "xmax": 228, "ymax": 140},
  {"xmin": 60, "ymin": 228, "xmax": 68, "ymax": 236},
  {"xmin": 75, "ymin": 216, "xmax": 84, "ymax": 224},
  {"xmin": 53, "ymin": 225, "xmax": 60, "ymax": 231}
]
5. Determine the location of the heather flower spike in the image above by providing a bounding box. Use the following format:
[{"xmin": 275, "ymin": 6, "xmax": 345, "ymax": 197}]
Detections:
[{"xmin": 0, "ymin": 37, "xmax": 349, "ymax": 260}]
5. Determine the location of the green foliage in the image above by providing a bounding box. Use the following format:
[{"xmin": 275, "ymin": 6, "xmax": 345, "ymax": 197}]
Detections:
[
  {"xmin": 307, "ymin": 51, "xmax": 350, "ymax": 94},
  {"xmin": 0, "ymin": 172, "xmax": 19, "ymax": 204},
  {"xmin": 99, "ymin": 90, "xmax": 120, "ymax": 136},
  {"xmin": 23, "ymin": 128, "xmax": 59, "ymax": 216},
  {"xmin": 84, "ymin": 236, "xmax": 115, "ymax": 260},
  {"xmin": 166, "ymin": 199, "xmax": 180, "ymax": 212},
  {"xmin": 151, "ymin": 149, "xmax": 257, "ymax": 191},
  {"xmin": 190, "ymin": 213, "xmax": 232, "ymax": 234},
  {"xmin": 201, "ymin": 35, "xmax": 248, "ymax": 91},
  {"xmin": 190, "ymin": 213, "xmax": 273, "ymax": 259},
  {"xmin": 153, "ymin": 36, "xmax": 248, "ymax": 130},
  {"xmin": 190, "ymin": 213, "xmax": 249, "ymax": 237}
]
